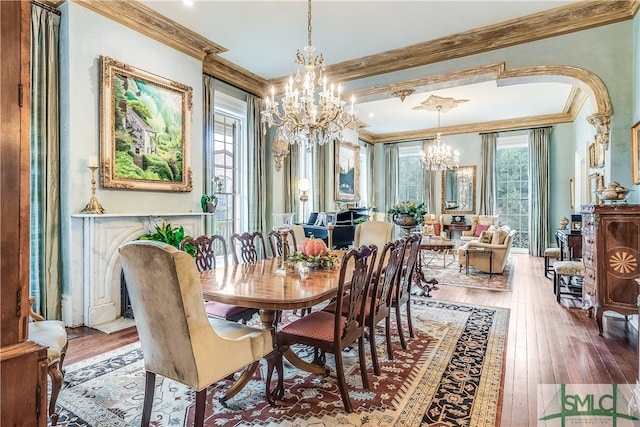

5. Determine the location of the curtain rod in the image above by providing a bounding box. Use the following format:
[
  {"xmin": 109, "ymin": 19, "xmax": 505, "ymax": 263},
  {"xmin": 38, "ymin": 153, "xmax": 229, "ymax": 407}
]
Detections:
[{"xmin": 31, "ymin": 0, "xmax": 61, "ymax": 16}]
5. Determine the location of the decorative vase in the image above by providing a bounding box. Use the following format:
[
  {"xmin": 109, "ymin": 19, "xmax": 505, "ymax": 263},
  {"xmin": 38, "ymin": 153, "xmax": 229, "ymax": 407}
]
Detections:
[{"xmin": 393, "ymin": 213, "xmax": 418, "ymax": 237}]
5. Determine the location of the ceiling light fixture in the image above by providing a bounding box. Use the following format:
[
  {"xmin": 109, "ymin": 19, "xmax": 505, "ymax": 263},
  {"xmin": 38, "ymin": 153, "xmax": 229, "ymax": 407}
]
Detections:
[
  {"xmin": 421, "ymin": 104, "xmax": 460, "ymax": 171},
  {"xmin": 261, "ymin": 0, "xmax": 357, "ymax": 163}
]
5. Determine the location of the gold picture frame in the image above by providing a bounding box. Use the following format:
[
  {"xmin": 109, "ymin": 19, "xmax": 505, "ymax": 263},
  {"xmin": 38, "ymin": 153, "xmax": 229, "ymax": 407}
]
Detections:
[
  {"xmin": 588, "ymin": 142, "xmax": 597, "ymax": 169},
  {"xmin": 100, "ymin": 56, "xmax": 193, "ymax": 192},
  {"xmin": 589, "ymin": 172, "xmax": 603, "ymax": 205},
  {"xmin": 595, "ymin": 136, "xmax": 605, "ymax": 168},
  {"xmin": 632, "ymin": 121, "xmax": 640, "ymax": 184},
  {"xmin": 569, "ymin": 178, "xmax": 575, "ymax": 210},
  {"xmin": 334, "ymin": 140, "xmax": 360, "ymax": 201}
]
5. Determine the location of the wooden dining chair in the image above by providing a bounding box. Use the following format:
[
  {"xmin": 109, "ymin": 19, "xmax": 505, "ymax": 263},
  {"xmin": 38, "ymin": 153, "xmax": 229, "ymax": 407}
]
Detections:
[
  {"xmin": 268, "ymin": 245, "xmax": 378, "ymax": 413},
  {"xmin": 119, "ymin": 240, "xmax": 273, "ymax": 427},
  {"xmin": 390, "ymin": 234, "xmax": 422, "ymax": 350},
  {"xmin": 181, "ymin": 235, "xmax": 258, "ymax": 324},
  {"xmin": 230, "ymin": 231, "xmax": 269, "ymax": 264},
  {"xmin": 267, "ymin": 229, "xmax": 298, "ymax": 257}
]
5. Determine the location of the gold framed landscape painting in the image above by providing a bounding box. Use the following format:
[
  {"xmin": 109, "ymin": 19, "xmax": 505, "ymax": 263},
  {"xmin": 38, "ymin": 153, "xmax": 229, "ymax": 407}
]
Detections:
[
  {"xmin": 99, "ymin": 56, "xmax": 193, "ymax": 192},
  {"xmin": 632, "ymin": 121, "xmax": 640, "ymax": 184},
  {"xmin": 334, "ymin": 140, "xmax": 360, "ymax": 201}
]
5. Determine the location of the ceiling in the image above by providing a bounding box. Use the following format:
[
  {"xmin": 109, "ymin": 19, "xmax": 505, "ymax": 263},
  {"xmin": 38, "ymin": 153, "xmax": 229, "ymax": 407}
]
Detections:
[{"xmin": 135, "ymin": 1, "xmax": 593, "ymax": 141}]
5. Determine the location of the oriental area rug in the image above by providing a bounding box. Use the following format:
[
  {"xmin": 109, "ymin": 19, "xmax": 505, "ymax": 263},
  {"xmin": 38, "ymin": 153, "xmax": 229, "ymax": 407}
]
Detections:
[
  {"xmin": 421, "ymin": 256, "xmax": 516, "ymax": 292},
  {"xmin": 54, "ymin": 299, "xmax": 509, "ymax": 427}
]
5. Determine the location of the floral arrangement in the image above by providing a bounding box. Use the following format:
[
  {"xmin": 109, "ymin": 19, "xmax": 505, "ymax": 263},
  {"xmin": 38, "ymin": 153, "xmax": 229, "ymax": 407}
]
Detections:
[
  {"xmin": 289, "ymin": 251, "xmax": 340, "ymax": 270},
  {"xmin": 387, "ymin": 200, "xmax": 426, "ymax": 224}
]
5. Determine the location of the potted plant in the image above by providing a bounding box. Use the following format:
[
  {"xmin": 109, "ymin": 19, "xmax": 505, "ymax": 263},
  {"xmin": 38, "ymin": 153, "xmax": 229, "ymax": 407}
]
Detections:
[
  {"xmin": 200, "ymin": 194, "xmax": 218, "ymax": 213},
  {"xmin": 138, "ymin": 221, "xmax": 196, "ymax": 257},
  {"xmin": 387, "ymin": 201, "xmax": 426, "ymax": 226}
]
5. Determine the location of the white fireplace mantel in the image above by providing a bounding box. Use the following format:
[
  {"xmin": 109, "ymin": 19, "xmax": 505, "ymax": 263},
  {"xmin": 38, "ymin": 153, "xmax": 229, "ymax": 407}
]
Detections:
[{"xmin": 66, "ymin": 212, "xmax": 207, "ymax": 329}]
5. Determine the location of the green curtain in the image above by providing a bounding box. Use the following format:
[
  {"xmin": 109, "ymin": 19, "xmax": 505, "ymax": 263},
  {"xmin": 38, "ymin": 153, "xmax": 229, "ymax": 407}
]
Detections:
[
  {"xmin": 366, "ymin": 141, "xmax": 374, "ymax": 209},
  {"xmin": 247, "ymin": 95, "xmax": 267, "ymax": 233},
  {"xmin": 202, "ymin": 75, "xmax": 215, "ymax": 234},
  {"xmin": 384, "ymin": 143, "xmax": 399, "ymax": 218},
  {"xmin": 30, "ymin": 3, "xmax": 61, "ymax": 319},
  {"xmin": 312, "ymin": 143, "xmax": 326, "ymax": 213},
  {"xmin": 421, "ymin": 139, "xmax": 437, "ymax": 213},
  {"xmin": 529, "ymin": 127, "xmax": 551, "ymax": 256},
  {"xmin": 479, "ymin": 132, "xmax": 497, "ymax": 215},
  {"xmin": 283, "ymin": 143, "xmax": 300, "ymax": 215}
]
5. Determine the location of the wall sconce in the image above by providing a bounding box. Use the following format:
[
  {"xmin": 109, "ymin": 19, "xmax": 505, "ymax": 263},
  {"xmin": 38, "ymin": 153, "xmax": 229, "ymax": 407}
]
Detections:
[{"xmin": 298, "ymin": 178, "xmax": 311, "ymax": 202}]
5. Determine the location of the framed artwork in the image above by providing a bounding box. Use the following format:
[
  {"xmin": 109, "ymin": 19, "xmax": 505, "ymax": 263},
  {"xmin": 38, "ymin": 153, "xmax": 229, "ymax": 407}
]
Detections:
[
  {"xmin": 632, "ymin": 121, "xmax": 640, "ymax": 184},
  {"xmin": 100, "ymin": 56, "xmax": 193, "ymax": 192},
  {"xmin": 334, "ymin": 140, "xmax": 360, "ymax": 201},
  {"xmin": 569, "ymin": 178, "xmax": 575, "ymax": 210},
  {"xmin": 588, "ymin": 142, "xmax": 597, "ymax": 169},
  {"xmin": 595, "ymin": 136, "xmax": 605, "ymax": 168}
]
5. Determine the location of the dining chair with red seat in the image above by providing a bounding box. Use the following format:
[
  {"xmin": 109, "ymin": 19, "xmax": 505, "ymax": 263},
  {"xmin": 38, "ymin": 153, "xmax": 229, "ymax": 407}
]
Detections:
[
  {"xmin": 267, "ymin": 245, "xmax": 378, "ymax": 413},
  {"xmin": 390, "ymin": 233, "xmax": 422, "ymax": 350},
  {"xmin": 230, "ymin": 231, "xmax": 269, "ymax": 264},
  {"xmin": 181, "ymin": 235, "xmax": 258, "ymax": 324}
]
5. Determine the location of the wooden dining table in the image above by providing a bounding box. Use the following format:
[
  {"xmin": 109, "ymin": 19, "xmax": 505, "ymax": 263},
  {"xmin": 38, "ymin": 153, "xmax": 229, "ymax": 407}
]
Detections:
[{"xmin": 199, "ymin": 255, "xmax": 349, "ymax": 401}]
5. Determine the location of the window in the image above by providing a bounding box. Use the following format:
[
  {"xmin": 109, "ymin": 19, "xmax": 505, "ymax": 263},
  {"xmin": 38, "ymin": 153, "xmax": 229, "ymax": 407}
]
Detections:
[
  {"xmin": 496, "ymin": 135, "xmax": 529, "ymax": 250},
  {"xmin": 397, "ymin": 144, "xmax": 424, "ymax": 202},
  {"xmin": 207, "ymin": 90, "xmax": 248, "ymax": 246}
]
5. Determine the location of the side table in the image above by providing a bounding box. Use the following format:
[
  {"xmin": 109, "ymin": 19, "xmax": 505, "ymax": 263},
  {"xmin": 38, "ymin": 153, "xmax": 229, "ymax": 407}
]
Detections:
[{"xmin": 464, "ymin": 247, "xmax": 493, "ymax": 278}]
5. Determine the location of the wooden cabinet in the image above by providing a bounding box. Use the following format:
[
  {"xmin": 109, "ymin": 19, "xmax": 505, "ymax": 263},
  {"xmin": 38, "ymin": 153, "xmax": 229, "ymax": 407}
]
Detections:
[
  {"xmin": 581, "ymin": 205, "xmax": 640, "ymax": 335},
  {"xmin": 0, "ymin": 2, "xmax": 47, "ymax": 426}
]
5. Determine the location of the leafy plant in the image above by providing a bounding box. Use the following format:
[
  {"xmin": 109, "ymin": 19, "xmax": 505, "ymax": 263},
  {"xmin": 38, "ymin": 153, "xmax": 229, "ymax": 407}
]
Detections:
[
  {"xmin": 138, "ymin": 221, "xmax": 195, "ymax": 257},
  {"xmin": 387, "ymin": 200, "xmax": 426, "ymax": 224},
  {"xmin": 289, "ymin": 251, "xmax": 339, "ymax": 270},
  {"xmin": 200, "ymin": 194, "xmax": 217, "ymax": 212}
]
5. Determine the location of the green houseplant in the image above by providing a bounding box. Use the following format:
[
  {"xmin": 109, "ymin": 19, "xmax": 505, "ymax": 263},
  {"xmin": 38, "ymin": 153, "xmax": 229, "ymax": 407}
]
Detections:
[
  {"xmin": 387, "ymin": 201, "xmax": 426, "ymax": 224},
  {"xmin": 200, "ymin": 194, "xmax": 218, "ymax": 213},
  {"xmin": 138, "ymin": 221, "xmax": 196, "ymax": 257}
]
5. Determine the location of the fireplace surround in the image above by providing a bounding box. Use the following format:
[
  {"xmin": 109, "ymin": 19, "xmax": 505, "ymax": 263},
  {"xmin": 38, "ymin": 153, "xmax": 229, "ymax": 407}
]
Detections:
[{"xmin": 67, "ymin": 213, "xmax": 206, "ymax": 330}]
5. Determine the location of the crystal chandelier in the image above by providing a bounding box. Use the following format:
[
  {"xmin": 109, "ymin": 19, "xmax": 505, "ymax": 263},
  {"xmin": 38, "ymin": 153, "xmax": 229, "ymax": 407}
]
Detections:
[
  {"xmin": 421, "ymin": 106, "xmax": 460, "ymax": 171},
  {"xmin": 458, "ymin": 167, "xmax": 474, "ymax": 182},
  {"xmin": 260, "ymin": 0, "xmax": 356, "ymax": 153}
]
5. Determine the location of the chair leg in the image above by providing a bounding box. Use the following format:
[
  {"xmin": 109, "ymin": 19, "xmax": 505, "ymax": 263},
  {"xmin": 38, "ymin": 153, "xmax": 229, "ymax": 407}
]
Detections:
[
  {"xmin": 395, "ymin": 303, "xmax": 407, "ymax": 350},
  {"xmin": 385, "ymin": 315, "xmax": 394, "ymax": 361},
  {"xmin": 194, "ymin": 389, "xmax": 207, "ymax": 427},
  {"xmin": 265, "ymin": 349, "xmax": 282, "ymax": 405},
  {"xmin": 48, "ymin": 363, "xmax": 63, "ymax": 426},
  {"xmin": 142, "ymin": 371, "xmax": 156, "ymax": 427},
  {"xmin": 358, "ymin": 336, "xmax": 370, "ymax": 390},
  {"xmin": 406, "ymin": 299, "xmax": 414, "ymax": 338},
  {"xmin": 369, "ymin": 325, "xmax": 380, "ymax": 376},
  {"xmin": 334, "ymin": 350, "xmax": 353, "ymax": 413}
]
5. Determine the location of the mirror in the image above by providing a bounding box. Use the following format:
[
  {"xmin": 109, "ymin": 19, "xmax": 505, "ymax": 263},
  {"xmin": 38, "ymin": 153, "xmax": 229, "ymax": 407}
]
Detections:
[{"xmin": 441, "ymin": 166, "xmax": 476, "ymax": 214}]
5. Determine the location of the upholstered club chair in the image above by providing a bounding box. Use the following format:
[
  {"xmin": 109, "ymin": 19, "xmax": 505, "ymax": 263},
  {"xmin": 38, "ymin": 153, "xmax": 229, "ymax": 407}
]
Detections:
[
  {"xmin": 28, "ymin": 298, "xmax": 68, "ymax": 426},
  {"xmin": 457, "ymin": 226, "xmax": 517, "ymax": 274},
  {"xmin": 353, "ymin": 220, "xmax": 393, "ymax": 269},
  {"xmin": 422, "ymin": 214, "xmax": 446, "ymax": 238},
  {"xmin": 460, "ymin": 215, "xmax": 498, "ymax": 242},
  {"xmin": 118, "ymin": 240, "xmax": 273, "ymax": 427}
]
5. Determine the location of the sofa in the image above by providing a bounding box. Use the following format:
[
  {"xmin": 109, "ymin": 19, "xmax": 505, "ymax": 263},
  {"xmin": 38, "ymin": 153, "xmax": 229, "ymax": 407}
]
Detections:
[
  {"xmin": 300, "ymin": 209, "xmax": 369, "ymax": 249},
  {"xmin": 460, "ymin": 215, "xmax": 499, "ymax": 242},
  {"xmin": 457, "ymin": 225, "xmax": 516, "ymax": 274}
]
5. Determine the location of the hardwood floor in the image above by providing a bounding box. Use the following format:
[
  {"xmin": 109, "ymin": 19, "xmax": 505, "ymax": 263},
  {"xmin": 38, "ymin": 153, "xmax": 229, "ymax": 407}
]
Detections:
[{"xmin": 64, "ymin": 253, "xmax": 638, "ymax": 426}]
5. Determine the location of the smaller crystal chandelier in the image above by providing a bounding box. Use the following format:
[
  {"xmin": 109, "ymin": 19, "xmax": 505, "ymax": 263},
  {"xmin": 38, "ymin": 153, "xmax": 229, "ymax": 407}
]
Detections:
[
  {"xmin": 458, "ymin": 167, "xmax": 474, "ymax": 183},
  {"xmin": 421, "ymin": 105, "xmax": 460, "ymax": 171},
  {"xmin": 261, "ymin": 0, "xmax": 356, "ymax": 156}
]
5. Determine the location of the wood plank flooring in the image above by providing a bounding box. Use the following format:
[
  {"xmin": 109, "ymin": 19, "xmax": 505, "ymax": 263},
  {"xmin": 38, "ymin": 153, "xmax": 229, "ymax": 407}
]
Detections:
[{"xmin": 64, "ymin": 253, "xmax": 638, "ymax": 426}]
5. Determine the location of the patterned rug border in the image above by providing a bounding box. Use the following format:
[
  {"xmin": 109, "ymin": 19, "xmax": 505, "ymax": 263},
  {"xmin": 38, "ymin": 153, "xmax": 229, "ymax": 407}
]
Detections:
[{"xmin": 56, "ymin": 298, "xmax": 510, "ymax": 427}]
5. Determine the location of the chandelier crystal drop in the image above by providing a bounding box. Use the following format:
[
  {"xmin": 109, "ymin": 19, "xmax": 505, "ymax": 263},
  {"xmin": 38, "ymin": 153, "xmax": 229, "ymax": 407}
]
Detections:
[
  {"xmin": 421, "ymin": 106, "xmax": 460, "ymax": 171},
  {"xmin": 260, "ymin": 0, "xmax": 357, "ymax": 152}
]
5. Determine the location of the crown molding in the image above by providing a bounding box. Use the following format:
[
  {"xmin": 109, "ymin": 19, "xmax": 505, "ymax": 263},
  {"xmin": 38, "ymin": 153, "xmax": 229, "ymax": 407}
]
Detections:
[{"xmin": 71, "ymin": 0, "xmax": 226, "ymax": 60}]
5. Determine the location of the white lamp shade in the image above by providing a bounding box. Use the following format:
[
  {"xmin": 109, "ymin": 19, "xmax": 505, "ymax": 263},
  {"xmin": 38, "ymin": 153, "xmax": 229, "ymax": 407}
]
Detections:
[{"xmin": 298, "ymin": 178, "xmax": 311, "ymax": 192}]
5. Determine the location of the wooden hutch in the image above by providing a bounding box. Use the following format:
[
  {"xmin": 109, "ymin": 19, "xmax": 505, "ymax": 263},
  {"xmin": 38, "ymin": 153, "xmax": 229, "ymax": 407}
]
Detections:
[{"xmin": 581, "ymin": 204, "xmax": 640, "ymax": 335}]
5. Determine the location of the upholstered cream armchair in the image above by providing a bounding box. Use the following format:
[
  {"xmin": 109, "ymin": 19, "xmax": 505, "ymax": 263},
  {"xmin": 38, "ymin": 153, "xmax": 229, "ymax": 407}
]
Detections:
[
  {"xmin": 354, "ymin": 220, "xmax": 394, "ymax": 269},
  {"xmin": 457, "ymin": 225, "xmax": 516, "ymax": 274},
  {"xmin": 119, "ymin": 240, "xmax": 273, "ymax": 427},
  {"xmin": 422, "ymin": 214, "xmax": 446, "ymax": 238},
  {"xmin": 460, "ymin": 215, "xmax": 499, "ymax": 242}
]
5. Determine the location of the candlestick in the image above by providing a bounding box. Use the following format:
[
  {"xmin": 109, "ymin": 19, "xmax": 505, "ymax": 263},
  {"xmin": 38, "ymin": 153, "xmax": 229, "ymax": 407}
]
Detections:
[
  {"xmin": 80, "ymin": 166, "xmax": 105, "ymax": 214},
  {"xmin": 88, "ymin": 155, "xmax": 98, "ymax": 168}
]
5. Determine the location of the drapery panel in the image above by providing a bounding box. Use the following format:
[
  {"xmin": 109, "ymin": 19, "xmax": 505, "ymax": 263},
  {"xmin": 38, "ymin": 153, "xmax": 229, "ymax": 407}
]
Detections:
[
  {"xmin": 384, "ymin": 143, "xmax": 399, "ymax": 219},
  {"xmin": 247, "ymin": 96, "xmax": 267, "ymax": 233},
  {"xmin": 312, "ymin": 143, "xmax": 326, "ymax": 213},
  {"xmin": 529, "ymin": 127, "xmax": 551, "ymax": 257},
  {"xmin": 30, "ymin": 2, "xmax": 61, "ymax": 319},
  {"xmin": 366, "ymin": 141, "xmax": 374, "ymax": 209},
  {"xmin": 283, "ymin": 144, "xmax": 300, "ymax": 216},
  {"xmin": 202, "ymin": 75, "xmax": 216, "ymax": 234},
  {"xmin": 421, "ymin": 139, "xmax": 437, "ymax": 214},
  {"xmin": 479, "ymin": 132, "xmax": 497, "ymax": 215}
]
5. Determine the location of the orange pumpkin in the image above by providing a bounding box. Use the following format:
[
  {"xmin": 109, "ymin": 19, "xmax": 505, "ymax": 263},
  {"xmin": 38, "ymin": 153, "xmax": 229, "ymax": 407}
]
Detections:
[{"xmin": 299, "ymin": 236, "xmax": 328, "ymax": 257}]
